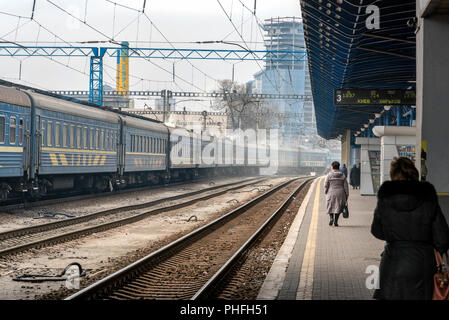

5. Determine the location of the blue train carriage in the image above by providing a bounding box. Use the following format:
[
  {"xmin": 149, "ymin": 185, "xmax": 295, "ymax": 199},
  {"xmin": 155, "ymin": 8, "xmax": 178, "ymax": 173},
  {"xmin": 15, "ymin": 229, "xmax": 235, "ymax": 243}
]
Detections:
[
  {"xmin": 30, "ymin": 90, "xmax": 121, "ymax": 194},
  {"xmin": 276, "ymin": 145, "xmax": 301, "ymax": 174},
  {"xmin": 168, "ymin": 126, "xmax": 196, "ymax": 180},
  {"xmin": 298, "ymin": 146, "xmax": 328, "ymax": 176},
  {"xmin": 121, "ymin": 115, "xmax": 169, "ymax": 185},
  {"xmin": 218, "ymin": 137, "xmax": 233, "ymax": 168},
  {"xmin": 0, "ymin": 85, "xmax": 32, "ymax": 200},
  {"xmin": 198, "ymin": 131, "xmax": 216, "ymax": 170},
  {"xmin": 245, "ymin": 141, "xmax": 260, "ymax": 175}
]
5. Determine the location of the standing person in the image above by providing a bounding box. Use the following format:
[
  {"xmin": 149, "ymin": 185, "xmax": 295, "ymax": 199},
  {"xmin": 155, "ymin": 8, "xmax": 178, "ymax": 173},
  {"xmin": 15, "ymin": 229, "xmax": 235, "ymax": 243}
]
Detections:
[
  {"xmin": 355, "ymin": 163, "xmax": 361, "ymax": 189},
  {"xmin": 324, "ymin": 161, "xmax": 349, "ymax": 227},
  {"xmin": 371, "ymin": 157, "xmax": 449, "ymax": 300},
  {"xmin": 340, "ymin": 164, "xmax": 348, "ymax": 178},
  {"xmin": 350, "ymin": 164, "xmax": 357, "ymax": 189}
]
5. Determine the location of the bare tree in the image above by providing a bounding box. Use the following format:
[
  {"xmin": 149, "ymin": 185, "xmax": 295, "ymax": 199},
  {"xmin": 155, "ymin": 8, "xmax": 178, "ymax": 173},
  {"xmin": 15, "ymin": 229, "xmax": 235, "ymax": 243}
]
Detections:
[{"xmin": 212, "ymin": 80, "xmax": 281, "ymax": 130}]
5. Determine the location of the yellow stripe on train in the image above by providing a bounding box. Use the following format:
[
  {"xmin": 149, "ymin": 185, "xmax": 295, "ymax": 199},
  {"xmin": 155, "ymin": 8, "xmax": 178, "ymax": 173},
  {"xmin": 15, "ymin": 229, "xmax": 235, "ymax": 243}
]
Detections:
[
  {"xmin": 0, "ymin": 146, "xmax": 24, "ymax": 153},
  {"xmin": 48, "ymin": 153, "xmax": 109, "ymax": 166},
  {"xmin": 133, "ymin": 158, "xmax": 164, "ymax": 167},
  {"xmin": 50, "ymin": 153, "xmax": 59, "ymax": 166}
]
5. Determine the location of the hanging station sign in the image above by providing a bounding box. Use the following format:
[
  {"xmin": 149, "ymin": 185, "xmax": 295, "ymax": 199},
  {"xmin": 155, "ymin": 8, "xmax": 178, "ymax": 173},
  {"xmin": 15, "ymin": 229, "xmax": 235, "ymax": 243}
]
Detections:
[{"xmin": 334, "ymin": 89, "xmax": 416, "ymax": 106}]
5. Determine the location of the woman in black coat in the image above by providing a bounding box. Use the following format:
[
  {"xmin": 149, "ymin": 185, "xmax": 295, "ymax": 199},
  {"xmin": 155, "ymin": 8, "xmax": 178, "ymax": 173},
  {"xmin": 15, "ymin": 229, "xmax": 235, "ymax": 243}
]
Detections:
[
  {"xmin": 350, "ymin": 164, "xmax": 357, "ymax": 189},
  {"xmin": 371, "ymin": 157, "xmax": 449, "ymax": 300}
]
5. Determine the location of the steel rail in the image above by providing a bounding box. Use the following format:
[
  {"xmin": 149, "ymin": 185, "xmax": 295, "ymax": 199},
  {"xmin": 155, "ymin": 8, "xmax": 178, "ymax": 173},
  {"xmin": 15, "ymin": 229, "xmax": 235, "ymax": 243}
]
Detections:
[
  {"xmin": 0, "ymin": 177, "xmax": 266, "ymax": 257},
  {"xmin": 191, "ymin": 178, "xmax": 312, "ymax": 300},
  {"xmin": 0, "ymin": 177, "xmax": 262, "ymax": 241},
  {"xmin": 0, "ymin": 175, "xmax": 224, "ymax": 212},
  {"xmin": 65, "ymin": 177, "xmax": 311, "ymax": 300}
]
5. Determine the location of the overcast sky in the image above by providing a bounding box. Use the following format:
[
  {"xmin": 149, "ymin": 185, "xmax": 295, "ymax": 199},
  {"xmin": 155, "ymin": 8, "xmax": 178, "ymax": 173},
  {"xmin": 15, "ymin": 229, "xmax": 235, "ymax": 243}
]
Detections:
[{"xmin": 0, "ymin": 0, "xmax": 302, "ymax": 108}]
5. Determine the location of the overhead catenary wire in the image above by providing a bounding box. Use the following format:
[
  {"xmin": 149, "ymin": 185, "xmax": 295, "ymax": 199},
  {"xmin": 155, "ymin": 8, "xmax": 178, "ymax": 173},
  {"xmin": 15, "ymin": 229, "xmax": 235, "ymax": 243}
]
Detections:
[
  {"xmin": 215, "ymin": 0, "xmax": 283, "ymax": 95},
  {"xmin": 101, "ymin": 0, "xmax": 219, "ymax": 89},
  {"xmin": 45, "ymin": 0, "xmax": 209, "ymax": 93}
]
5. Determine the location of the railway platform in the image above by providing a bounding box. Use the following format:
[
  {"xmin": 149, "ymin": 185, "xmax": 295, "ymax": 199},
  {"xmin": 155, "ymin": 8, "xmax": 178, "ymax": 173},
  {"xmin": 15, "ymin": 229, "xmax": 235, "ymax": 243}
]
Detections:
[{"xmin": 257, "ymin": 177, "xmax": 384, "ymax": 300}]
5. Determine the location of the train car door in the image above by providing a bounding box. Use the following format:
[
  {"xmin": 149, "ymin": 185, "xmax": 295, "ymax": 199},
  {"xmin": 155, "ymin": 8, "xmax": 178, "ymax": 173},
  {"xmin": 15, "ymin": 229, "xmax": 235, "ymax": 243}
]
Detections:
[
  {"xmin": 118, "ymin": 118, "xmax": 125, "ymax": 176},
  {"xmin": 33, "ymin": 115, "xmax": 41, "ymax": 176},
  {"xmin": 23, "ymin": 118, "xmax": 31, "ymax": 179}
]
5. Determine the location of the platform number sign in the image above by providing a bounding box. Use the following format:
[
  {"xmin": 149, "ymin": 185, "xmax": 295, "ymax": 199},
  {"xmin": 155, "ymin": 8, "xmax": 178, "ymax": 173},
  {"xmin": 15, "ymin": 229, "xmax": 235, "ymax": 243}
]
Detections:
[{"xmin": 334, "ymin": 89, "xmax": 416, "ymax": 106}]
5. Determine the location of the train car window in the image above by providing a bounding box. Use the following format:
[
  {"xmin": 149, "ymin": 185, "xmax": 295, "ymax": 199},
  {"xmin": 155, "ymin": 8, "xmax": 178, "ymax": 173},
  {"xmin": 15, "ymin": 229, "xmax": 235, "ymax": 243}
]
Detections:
[
  {"xmin": 55, "ymin": 122, "xmax": 60, "ymax": 147},
  {"xmin": 83, "ymin": 127, "xmax": 88, "ymax": 149},
  {"xmin": 89, "ymin": 128, "xmax": 94, "ymax": 149},
  {"xmin": 41, "ymin": 120, "xmax": 45, "ymax": 146},
  {"xmin": 63, "ymin": 124, "xmax": 68, "ymax": 147},
  {"xmin": 70, "ymin": 125, "xmax": 75, "ymax": 148},
  {"xmin": 100, "ymin": 130, "xmax": 104, "ymax": 150},
  {"xmin": 94, "ymin": 129, "xmax": 100, "ymax": 149},
  {"xmin": 76, "ymin": 126, "xmax": 81, "ymax": 148},
  {"xmin": 111, "ymin": 132, "xmax": 114, "ymax": 151},
  {"xmin": 18, "ymin": 119, "xmax": 23, "ymax": 145},
  {"xmin": 0, "ymin": 116, "xmax": 5, "ymax": 144},
  {"xmin": 47, "ymin": 121, "xmax": 52, "ymax": 146},
  {"xmin": 105, "ymin": 130, "xmax": 109, "ymax": 150},
  {"xmin": 9, "ymin": 117, "xmax": 16, "ymax": 144}
]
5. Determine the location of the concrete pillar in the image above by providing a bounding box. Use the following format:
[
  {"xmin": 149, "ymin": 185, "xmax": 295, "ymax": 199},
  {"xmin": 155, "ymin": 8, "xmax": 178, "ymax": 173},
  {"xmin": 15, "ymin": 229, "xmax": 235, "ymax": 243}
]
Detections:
[
  {"xmin": 355, "ymin": 137, "xmax": 381, "ymax": 196},
  {"xmin": 340, "ymin": 129, "xmax": 351, "ymax": 170},
  {"xmin": 416, "ymin": 3, "xmax": 449, "ymax": 218},
  {"xmin": 372, "ymin": 126, "xmax": 416, "ymax": 184}
]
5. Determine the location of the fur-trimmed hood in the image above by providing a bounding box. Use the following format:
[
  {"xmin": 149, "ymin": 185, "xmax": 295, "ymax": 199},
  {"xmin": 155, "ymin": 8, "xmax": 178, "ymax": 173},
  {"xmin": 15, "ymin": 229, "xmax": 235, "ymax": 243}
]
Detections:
[
  {"xmin": 378, "ymin": 180, "xmax": 437, "ymax": 200},
  {"xmin": 377, "ymin": 180, "xmax": 438, "ymax": 211},
  {"xmin": 327, "ymin": 170, "xmax": 346, "ymax": 180}
]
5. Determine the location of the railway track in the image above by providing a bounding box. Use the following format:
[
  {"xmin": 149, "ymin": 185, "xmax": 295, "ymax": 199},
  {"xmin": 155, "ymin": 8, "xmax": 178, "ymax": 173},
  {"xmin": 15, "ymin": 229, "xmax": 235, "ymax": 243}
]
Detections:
[
  {"xmin": 66, "ymin": 177, "xmax": 313, "ymax": 300},
  {"xmin": 0, "ymin": 176, "xmax": 269, "ymax": 257},
  {"xmin": 0, "ymin": 175, "xmax": 247, "ymax": 212}
]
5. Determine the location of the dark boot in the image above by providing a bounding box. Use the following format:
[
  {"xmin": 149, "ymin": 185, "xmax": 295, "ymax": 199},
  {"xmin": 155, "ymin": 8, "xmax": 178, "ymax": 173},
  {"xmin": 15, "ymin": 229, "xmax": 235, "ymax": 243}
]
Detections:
[
  {"xmin": 329, "ymin": 213, "xmax": 334, "ymax": 226},
  {"xmin": 334, "ymin": 213, "xmax": 340, "ymax": 227}
]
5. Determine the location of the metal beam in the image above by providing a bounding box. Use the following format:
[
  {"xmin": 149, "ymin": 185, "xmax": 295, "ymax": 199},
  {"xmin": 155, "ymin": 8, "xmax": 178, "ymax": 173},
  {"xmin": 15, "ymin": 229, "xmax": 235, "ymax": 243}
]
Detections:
[
  {"xmin": 50, "ymin": 90, "xmax": 313, "ymax": 101},
  {"xmin": 126, "ymin": 110, "xmax": 303, "ymax": 117},
  {"xmin": 0, "ymin": 45, "xmax": 308, "ymax": 106},
  {"xmin": 0, "ymin": 45, "xmax": 307, "ymax": 62}
]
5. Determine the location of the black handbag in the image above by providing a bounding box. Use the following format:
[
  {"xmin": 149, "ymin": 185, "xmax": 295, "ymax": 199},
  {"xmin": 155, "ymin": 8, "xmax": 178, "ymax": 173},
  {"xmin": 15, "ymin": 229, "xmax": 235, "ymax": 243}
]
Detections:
[{"xmin": 342, "ymin": 205, "xmax": 349, "ymax": 218}]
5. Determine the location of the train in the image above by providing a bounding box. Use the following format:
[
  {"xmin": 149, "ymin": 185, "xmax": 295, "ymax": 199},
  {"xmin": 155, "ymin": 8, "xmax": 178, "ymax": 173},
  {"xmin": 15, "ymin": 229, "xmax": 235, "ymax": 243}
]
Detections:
[
  {"xmin": 277, "ymin": 145, "xmax": 328, "ymax": 176},
  {"xmin": 0, "ymin": 80, "xmax": 328, "ymax": 202}
]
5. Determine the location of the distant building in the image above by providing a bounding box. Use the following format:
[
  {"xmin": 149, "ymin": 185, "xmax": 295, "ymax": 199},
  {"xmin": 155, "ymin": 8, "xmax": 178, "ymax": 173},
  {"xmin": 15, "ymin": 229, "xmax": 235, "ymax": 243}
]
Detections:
[{"xmin": 249, "ymin": 17, "xmax": 317, "ymax": 145}]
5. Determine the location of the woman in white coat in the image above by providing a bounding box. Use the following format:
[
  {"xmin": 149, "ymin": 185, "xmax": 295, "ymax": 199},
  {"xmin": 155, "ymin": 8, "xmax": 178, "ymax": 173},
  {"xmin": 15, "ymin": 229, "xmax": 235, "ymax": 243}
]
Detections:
[{"xmin": 324, "ymin": 161, "xmax": 349, "ymax": 227}]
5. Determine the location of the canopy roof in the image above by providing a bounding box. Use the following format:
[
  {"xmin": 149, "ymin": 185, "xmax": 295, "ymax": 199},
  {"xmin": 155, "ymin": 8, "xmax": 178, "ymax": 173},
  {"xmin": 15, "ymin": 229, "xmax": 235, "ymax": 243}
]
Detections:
[{"xmin": 300, "ymin": 0, "xmax": 416, "ymax": 139}]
